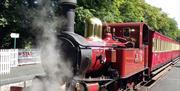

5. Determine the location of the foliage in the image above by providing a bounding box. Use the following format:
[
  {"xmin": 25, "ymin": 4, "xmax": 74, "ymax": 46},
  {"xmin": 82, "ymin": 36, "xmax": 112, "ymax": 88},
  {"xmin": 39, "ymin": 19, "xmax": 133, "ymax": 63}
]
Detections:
[
  {"xmin": 0, "ymin": 0, "xmax": 179, "ymax": 48},
  {"xmin": 77, "ymin": 0, "xmax": 124, "ymax": 22},
  {"xmin": 119, "ymin": 0, "xmax": 144, "ymax": 22},
  {"xmin": 0, "ymin": 0, "xmax": 58, "ymax": 48},
  {"xmin": 0, "ymin": 0, "xmax": 35, "ymax": 48},
  {"xmin": 176, "ymin": 29, "xmax": 180, "ymax": 41},
  {"xmin": 75, "ymin": 7, "xmax": 94, "ymax": 35}
]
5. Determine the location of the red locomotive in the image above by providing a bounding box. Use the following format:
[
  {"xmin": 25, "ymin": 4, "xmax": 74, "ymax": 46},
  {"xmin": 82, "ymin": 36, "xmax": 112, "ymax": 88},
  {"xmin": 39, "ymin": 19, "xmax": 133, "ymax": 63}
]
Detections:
[
  {"xmin": 49, "ymin": 0, "xmax": 180, "ymax": 91},
  {"xmin": 57, "ymin": 0, "xmax": 180, "ymax": 91}
]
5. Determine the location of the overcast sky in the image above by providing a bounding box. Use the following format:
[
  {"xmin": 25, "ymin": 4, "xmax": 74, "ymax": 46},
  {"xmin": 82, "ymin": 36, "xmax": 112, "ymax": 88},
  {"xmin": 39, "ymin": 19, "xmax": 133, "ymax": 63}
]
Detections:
[{"xmin": 145, "ymin": 0, "xmax": 180, "ymax": 28}]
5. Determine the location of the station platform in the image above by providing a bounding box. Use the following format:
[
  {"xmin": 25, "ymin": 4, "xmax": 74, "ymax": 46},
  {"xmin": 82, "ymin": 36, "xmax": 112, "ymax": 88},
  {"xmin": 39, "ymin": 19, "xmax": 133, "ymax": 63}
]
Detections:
[
  {"xmin": 149, "ymin": 58, "xmax": 180, "ymax": 91},
  {"xmin": 0, "ymin": 64, "xmax": 45, "ymax": 86}
]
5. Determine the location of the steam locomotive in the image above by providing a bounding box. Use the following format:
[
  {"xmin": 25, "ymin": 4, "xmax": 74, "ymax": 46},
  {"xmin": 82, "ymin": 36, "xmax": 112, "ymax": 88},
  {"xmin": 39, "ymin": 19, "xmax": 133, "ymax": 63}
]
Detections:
[{"xmin": 58, "ymin": 0, "xmax": 180, "ymax": 91}]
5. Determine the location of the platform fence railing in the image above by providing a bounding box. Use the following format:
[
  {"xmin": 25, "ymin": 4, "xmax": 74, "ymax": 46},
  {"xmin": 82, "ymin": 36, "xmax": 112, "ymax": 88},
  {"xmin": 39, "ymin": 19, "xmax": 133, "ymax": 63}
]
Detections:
[{"xmin": 0, "ymin": 49, "xmax": 41, "ymax": 75}]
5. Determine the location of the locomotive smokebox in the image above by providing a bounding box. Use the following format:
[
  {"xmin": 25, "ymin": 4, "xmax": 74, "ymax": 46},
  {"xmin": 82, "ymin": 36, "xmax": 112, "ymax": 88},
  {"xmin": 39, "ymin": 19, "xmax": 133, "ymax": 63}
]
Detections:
[{"xmin": 60, "ymin": 0, "xmax": 77, "ymax": 32}]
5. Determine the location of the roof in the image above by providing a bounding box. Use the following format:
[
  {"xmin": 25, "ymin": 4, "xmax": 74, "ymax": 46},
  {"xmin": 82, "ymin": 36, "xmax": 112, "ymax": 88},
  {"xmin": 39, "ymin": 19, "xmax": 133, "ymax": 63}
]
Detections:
[{"xmin": 104, "ymin": 22, "xmax": 148, "ymax": 28}]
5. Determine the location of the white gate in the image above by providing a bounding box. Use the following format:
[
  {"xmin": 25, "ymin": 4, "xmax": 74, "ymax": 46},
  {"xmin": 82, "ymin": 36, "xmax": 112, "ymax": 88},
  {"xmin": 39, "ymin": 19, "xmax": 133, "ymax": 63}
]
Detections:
[{"xmin": 0, "ymin": 49, "xmax": 18, "ymax": 75}]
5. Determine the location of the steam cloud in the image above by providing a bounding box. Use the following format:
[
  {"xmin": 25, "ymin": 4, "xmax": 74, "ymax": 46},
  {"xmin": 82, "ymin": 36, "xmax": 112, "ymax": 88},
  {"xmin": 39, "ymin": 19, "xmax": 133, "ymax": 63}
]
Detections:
[{"xmin": 27, "ymin": 0, "xmax": 73, "ymax": 91}]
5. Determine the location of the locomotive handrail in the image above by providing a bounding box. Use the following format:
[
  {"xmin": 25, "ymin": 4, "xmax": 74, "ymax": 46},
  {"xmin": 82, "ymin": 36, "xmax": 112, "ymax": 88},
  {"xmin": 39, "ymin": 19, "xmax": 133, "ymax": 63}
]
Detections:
[
  {"xmin": 78, "ymin": 78, "xmax": 113, "ymax": 82},
  {"xmin": 80, "ymin": 45, "xmax": 119, "ymax": 49}
]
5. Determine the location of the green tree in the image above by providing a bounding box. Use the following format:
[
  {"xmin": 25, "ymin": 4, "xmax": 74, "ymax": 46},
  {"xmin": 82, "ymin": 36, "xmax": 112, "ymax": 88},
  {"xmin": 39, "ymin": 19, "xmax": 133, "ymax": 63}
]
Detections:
[
  {"xmin": 1, "ymin": 0, "xmax": 179, "ymax": 48},
  {"xmin": 75, "ymin": 0, "xmax": 124, "ymax": 35},
  {"xmin": 76, "ymin": 0, "xmax": 179, "ymax": 41},
  {"xmin": 75, "ymin": 7, "xmax": 94, "ymax": 35},
  {"xmin": 119, "ymin": 0, "xmax": 145, "ymax": 22},
  {"xmin": 176, "ymin": 29, "xmax": 180, "ymax": 41},
  {"xmin": 0, "ymin": 0, "xmax": 59, "ymax": 48},
  {"xmin": 0, "ymin": 0, "xmax": 34, "ymax": 48}
]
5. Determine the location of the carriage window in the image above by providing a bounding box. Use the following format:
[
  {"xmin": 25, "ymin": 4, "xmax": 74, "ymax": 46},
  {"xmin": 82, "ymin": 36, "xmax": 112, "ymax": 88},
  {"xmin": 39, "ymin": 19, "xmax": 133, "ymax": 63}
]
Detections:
[
  {"xmin": 153, "ymin": 39, "xmax": 156, "ymax": 51},
  {"xmin": 153, "ymin": 39, "xmax": 157, "ymax": 51},
  {"xmin": 159, "ymin": 39, "xmax": 161, "ymax": 51},
  {"xmin": 160, "ymin": 40, "xmax": 162, "ymax": 51},
  {"xmin": 157, "ymin": 39, "xmax": 159, "ymax": 51},
  {"xmin": 162, "ymin": 41, "xmax": 164, "ymax": 51}
]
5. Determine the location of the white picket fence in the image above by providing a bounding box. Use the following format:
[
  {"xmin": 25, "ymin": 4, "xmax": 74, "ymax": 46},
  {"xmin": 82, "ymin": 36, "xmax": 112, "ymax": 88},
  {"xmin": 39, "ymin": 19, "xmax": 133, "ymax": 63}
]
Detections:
[
  {"xmin": 0, "ymin": 49, "xmax": 18, "ymax": 75},
  {"xmin": 0, "ymin": 49, "xmax": 41, "ymax": 75}
]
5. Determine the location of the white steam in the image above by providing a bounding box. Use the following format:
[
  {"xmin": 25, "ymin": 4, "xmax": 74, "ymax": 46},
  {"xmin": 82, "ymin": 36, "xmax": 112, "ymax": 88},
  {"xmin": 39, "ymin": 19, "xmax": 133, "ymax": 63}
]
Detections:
[{"xmin": 28, "ymin": 0, "xmax": 73, "ymax": 91}]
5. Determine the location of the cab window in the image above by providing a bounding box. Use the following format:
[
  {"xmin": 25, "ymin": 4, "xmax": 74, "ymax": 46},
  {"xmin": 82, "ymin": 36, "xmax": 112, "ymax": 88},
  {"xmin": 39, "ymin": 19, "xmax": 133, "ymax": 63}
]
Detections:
[{"xmin": 123, "ymin": 28, "xmax": 130, "ymax": 37}]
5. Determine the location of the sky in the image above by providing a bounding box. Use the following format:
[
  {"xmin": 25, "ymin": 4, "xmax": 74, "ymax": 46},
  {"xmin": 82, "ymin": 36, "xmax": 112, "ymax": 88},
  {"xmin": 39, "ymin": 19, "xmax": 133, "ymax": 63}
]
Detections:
[{"xmin": 145, "ymin": 0, "xmax": 180, "ymax": 28}]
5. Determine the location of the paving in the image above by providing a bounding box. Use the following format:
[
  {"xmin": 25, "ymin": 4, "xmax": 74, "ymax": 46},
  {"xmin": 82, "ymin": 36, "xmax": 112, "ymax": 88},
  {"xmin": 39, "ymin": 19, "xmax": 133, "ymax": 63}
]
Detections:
[
  {"xmin": 149, "ymin": 58, "xmax": 180, "ymax": 91},
  {"xmin": 0, "ymin": 64, "xmax": 45, "ymax": 86}
]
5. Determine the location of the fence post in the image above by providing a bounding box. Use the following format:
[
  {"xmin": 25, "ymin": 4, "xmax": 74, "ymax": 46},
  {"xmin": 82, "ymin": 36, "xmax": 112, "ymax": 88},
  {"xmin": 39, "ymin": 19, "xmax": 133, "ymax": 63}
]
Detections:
[
  {"xmin": 0, "ymin": 49, "xmax": 11, "ymax": 75},
  {"xmin": 10, "ymin": 49, "xmax": 18, "ymax": 67}
]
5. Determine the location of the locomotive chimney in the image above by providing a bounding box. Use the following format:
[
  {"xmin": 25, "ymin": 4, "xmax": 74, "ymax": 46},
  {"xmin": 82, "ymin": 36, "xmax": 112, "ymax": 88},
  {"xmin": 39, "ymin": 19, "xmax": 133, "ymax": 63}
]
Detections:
[{"xmin": 60, "ymin": 0, "xmax": 77, "ymax": 32}]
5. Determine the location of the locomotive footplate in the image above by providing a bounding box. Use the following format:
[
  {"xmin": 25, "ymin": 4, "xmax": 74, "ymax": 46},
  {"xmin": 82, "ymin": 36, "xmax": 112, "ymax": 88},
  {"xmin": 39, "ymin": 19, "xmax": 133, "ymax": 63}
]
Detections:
[
  {"xmin": 79, "ymin": 78, "xmax": 113, "ymax": 82},
  {"xmin": 74, "ymin": 78, "xmax": 118, "ymax": 91}
]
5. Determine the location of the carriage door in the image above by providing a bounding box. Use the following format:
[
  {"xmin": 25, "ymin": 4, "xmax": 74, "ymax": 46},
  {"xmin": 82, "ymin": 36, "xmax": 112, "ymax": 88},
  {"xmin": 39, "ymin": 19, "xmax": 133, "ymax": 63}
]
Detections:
[{"xmin": 143, "ymin": 25, "xmax": 149, "ymax": 67}]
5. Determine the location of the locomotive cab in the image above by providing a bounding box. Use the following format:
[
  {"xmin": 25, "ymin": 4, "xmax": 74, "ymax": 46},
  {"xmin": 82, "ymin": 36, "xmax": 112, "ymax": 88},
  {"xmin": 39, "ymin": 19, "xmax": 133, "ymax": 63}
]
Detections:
[{"xmin": 102, "ymin": 23, "xmax": 149, "ymax": 78}]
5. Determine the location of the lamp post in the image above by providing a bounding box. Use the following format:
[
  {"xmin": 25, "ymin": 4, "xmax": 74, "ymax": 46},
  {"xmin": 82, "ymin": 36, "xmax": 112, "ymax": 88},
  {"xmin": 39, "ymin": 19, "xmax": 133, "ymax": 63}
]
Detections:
[{"xmin": 10, "ymin": 33, "xmax": 19, "ymax": 49}]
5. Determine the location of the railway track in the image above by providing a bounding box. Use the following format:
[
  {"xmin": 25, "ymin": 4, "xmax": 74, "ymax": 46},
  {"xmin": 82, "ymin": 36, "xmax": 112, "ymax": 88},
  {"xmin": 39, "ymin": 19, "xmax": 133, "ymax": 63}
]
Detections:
[
  {"xmin": 103, "ymin": 57, "xmax": 180, "ymax": 91},
  {"xmin": 138, "ymin": 57, "xmax": 180, "ymax": 91}
]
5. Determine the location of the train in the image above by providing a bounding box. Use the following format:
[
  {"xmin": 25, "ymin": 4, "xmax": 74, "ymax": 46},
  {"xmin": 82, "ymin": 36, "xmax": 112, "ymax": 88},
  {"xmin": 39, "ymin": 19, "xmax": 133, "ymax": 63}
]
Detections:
[
  {"xmin": 44, "ymin": 0, "xmax": 180, "ymax": 91},
  {"xmin": 57, "ymin": 0, "xmax": 180, "ymax": 91}
]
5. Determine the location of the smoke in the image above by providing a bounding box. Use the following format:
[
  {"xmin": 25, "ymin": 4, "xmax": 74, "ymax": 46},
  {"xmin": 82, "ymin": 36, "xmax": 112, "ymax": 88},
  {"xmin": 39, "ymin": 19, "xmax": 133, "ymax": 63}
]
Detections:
[{"xmin": 27, "ymin": 0, "xmax": 73, "ymax": 91}]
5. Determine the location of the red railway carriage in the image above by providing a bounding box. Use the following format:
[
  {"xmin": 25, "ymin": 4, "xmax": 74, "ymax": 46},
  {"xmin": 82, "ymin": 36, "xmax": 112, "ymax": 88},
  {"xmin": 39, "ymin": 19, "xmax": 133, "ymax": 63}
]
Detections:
[{"xmin": 149, "ymin": 31, "xmax": 180, "ymax": 72}]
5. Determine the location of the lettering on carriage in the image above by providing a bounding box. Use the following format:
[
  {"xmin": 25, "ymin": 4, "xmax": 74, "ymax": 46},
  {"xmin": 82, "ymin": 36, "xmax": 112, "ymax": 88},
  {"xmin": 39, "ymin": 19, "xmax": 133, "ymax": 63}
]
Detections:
[{"xmin": 134, "ymin": 53, "xmax": 142, "ymax": 63}]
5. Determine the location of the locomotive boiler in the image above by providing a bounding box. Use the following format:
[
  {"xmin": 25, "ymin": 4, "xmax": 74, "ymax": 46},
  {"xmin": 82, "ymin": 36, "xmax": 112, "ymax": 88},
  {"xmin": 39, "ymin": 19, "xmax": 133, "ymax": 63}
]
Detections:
[{"xmin": 58, "ymin": 0, "xmax": 107, "ymax": 77}]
